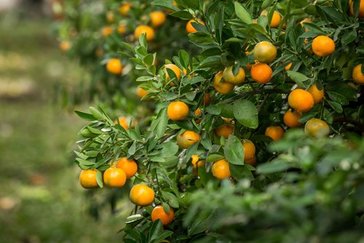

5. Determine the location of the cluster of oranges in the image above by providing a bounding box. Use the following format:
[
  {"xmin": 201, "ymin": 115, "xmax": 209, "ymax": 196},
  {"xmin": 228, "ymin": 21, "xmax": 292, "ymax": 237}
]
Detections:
[{"xmin": 79, "ymin": 157, "xmax": 175, "ymax": 225}]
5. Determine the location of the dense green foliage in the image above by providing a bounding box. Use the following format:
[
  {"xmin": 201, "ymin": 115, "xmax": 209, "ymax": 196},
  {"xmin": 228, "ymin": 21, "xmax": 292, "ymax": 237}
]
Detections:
[{"xmin": 57, "ymin": 0, "xmax": 364, "ymax": 241}]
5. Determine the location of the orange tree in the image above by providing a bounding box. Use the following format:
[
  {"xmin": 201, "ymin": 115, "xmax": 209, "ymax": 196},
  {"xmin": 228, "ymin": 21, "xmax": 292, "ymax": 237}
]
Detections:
[
  {"xmin": 55, "ymin": 0, "xmax": 193, "ymax": 106},
  {"xmin": 68, "ymin": 0, "xmax": 364, "ymax": 241}
]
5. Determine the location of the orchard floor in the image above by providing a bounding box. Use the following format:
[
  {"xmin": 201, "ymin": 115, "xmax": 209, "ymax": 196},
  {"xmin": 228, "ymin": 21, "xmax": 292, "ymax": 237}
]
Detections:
[{"xmin": 0, "ymin": 15, "xmax": 127, "ymax": 242}]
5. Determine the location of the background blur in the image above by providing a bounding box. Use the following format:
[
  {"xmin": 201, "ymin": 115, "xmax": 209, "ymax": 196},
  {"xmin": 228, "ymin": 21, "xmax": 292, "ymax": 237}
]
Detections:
[{"xmin": 0, "ymin": 0, "xmax": 124, "ymax": 242}]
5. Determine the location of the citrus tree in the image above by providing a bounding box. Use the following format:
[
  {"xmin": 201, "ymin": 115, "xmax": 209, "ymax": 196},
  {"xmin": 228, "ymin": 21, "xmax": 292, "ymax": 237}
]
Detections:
[{"xmin": 60, "ymin": 0, "xmax": 364, "ymax": 241}]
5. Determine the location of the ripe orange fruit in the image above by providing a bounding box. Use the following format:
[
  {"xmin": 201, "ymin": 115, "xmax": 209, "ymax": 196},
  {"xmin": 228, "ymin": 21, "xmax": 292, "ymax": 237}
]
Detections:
[
  {"xmin": 304, "ymin": 118, "xmax": 330, "ymax": 138},
  {"xmin": 129, "ymin": 184, "xmax": 155, "ymax": 206},
  {"xmin": 250, "ymin": 63, "xmax": 273, "ymax": 84},
  {"xmin": 191, "ymin": 155, "xmax": 204, "ymax": 168},
  {"xmin": 283, "ymin": 110, "xmax": 302, "ymax": 128},
  {"xmin": 242, "ymin": 139, "xmax": 255, "ymax": 162},
  {"xmin": 136, "ymin": 86, "xmax": 148, "ymax": 99},
  {"xmin": 349, "ymin": 0, "xmax": 364, "ymax": 18},
  {"xmin": 79, "ymin": 169, "xmax": 98, "ymax": 189},
  {"xmin": 116, "ymin": 157, "xmax": 138, "ymax": 178},
  {"xmin": 119, "ymin": 2, "xmax": 131, "ymax": 16},
  {"xmin": 177, "ymin": 130, "xmax": 200, "ymax": 149},
  {"xmin": 101, "ymin": 26, "xmax": 113, "ymax": 37},
  {"xmin": 245, "ymin": 156, "xmax": 256, "ymax": 166},
  {"xmin": 59, "ymin": 41, "xmax": 71, "ymax": 52},
  {"xmin": 284, "ymin": 62, "xmax": 292, "ymax": 71},
  {"xmin": 151, "ymin": 206, "xmax": 175, "ymax": 225},
  {"xmin": 118, "ymin": 117, "xmax": 129, "ymax": 130},
  {"xmin": 134, "ymin": 25, "xmax": 155, "ymax": 41},
  {"xmin": 288, "ymin": 89, "xmax": 314, "ymax": 112},
  {"xmin": 265, "ymin": 126, "xmax": 284, "ymax": 141},
  {"xmin": 103, "ymin": 167, "xmax": 126, "ymax": 188},
  {"xmin": 352, "ymin": 64, "xmax": 364, "ymax": 84},
  {"xmin": 194, "ymin": 108, "xmax": 202, "ymax": 117},
  {"xmin": 212, "ymin": 159, "xmax": 231, "ymax": 180},
  {"xmin": 261, "ymin": 10, "xmax": 281, "ymax": 28},
  {"xmin": 106, "ymin": 58, "xmax": 123, "ymax": 75},
  {"xmin": 167, "ymin": 101, "xmax": 189, "ymax": 121},
  {"xmin": 308, "ymin": 84, "xmax": 324, "ymax": 103},
  {"xmin": 165, "ymin": 64, "xmax": 181, "ymax": 80},
  {"xmin": 213, "ymin": 71, "xmax": 235, "ymax": 94},
  {"xmin": 253, "ymin": 41, "xmax": 277, "ymax": 63},
  {"xmin": 215, "ymin": 124, "xmax": 234, "ymax": 138},
  {"xmin": 186, "ymin": 19, "xmax": 204, "ymax": 33},
  {"xmin": 222, "ymin": 66, "xmax": 246, "ymax": 85},
  {"xmin": 312, "ymin": 35, "xmax": 335, "ymax": 57},
  {"xmin": 150, "ymin": 11, "xmax": 166, "ymax": 27},
  {"xmin": 117, "ymin": 23, "xmax": 127, "ymax": 34}
]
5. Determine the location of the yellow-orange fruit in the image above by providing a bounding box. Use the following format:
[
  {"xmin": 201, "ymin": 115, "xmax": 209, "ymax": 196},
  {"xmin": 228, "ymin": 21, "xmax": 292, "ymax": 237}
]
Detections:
[
  {"xmin": 253, "ymin": 41, "xmax": 277, "ymax": 63},
  {"xmin": 115, "ymin": 157, "xmax": 138, "ymax": 178},
  {"xmin": 265, "ymin": 126, "xmax": 284, "ymax": 141},
  {"xmin": 177, "ymin": 131, "xmax": 200, "ymax": 149},
  {"xmin": 304, "ymin": 118, "xmax": 330, "ymax": 138},
  {"xmin": 129, "ymin": 184, "xmax": 155, "ymax": 206},
  {"xmin": 312, "ymin": 36, "xmax": 335, "ymax": 57},
  {"xmin": 349, "ymin": 0, "xmax": 364, "ymax": 18},
  {"xmin": 242, "ymin": 139, "xmax": 256, "ymax": 162},
  {"xmin": 213, "ymin": 71, "xmax": 235, "ymax": 94},
  {"xmin": 250, "ymin": 63, "xmax": 273, "ymax": 84},
  {"xmin": 167, "ymin": 101, "xmax": 189, "ymax": 121},
  {"xmin": 308, "ymin": 84, "xmax": 324, "ymax": 103},
  {"xmin": 211, "ymin": 159, "xmax": 231, "ymax": 180},
  {"xmin": 222, "ymin": 66, "xmax": 246, "ymax": 85},
  {"xmin": 215, "ymin": 124, "xmax": 234, "ymax": 138},
  {"xmin": 134, "ymin": 25, "xmax": 155, "ymax": 41},
  {"xmin": 186, "ymin": 19, "xmax": 204, "ymax": 33},
  {"xmin": 79, "ymin": 169, "xmax": 98, "ymax": 189},
  {"xmin": 288, "ymin": 89, "xmax": 314, "ymax": 112},
  {"xmin": 352, "ymin": 64, "xmax": 364, "ymax": 84},
  {"xmin": 103, "ymin": 167, "xmax": 126, "ymax": 188},
  {"xmin": 119, "ymin": 3, "xmax": 131, "ymax": 16},
  {"xmin": 136, "ymin": 86, "xmax": 148, "ymax": 98},
  {"xmin": 165, "ymin": 64, "xmax": 181, "ymax": 80},
  {"xmin": 261, "ymin": 10, "xmax": 281, "ymax": 28},
  {"xmin": 283, "ymin": 110, "xmax": 302, "ymax": 128},
  {"xmin": 106, "ymin": 58, "xmax": 123, "ymax": 75},
  {"xmin": 150, "ymin": 11, "xmax": 166, "ymax": 27},
  {"xmin": 101, "ymin": 26, "xmax": 113, "ymax": 37},
  {"xmin": 191, "ymin": 155, "xmax": 204, "ymax": 168},
  {"xmin": 151, "ymin": 206, "xmax": 175, "ymax": 225}
]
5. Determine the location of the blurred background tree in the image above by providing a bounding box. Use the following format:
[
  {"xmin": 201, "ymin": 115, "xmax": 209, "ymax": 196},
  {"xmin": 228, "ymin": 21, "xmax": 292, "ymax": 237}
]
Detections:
[{"xmin": 0, "ymin": 1, "xmax": 126, "ymax": 242}]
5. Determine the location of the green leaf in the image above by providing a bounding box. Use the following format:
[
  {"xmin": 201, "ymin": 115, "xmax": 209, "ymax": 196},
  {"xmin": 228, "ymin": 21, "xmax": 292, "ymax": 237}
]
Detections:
[
  {"xmin": 74, "ymin": 110, "xmax": 95, "ymax": 121},
  {"xmin": 125, "ymin": 214, "xmax": 144, "ymax": 224},
  {"xmin": 233, "ymin": 99, "xmax": 258, "ymax": 129},
  {"xmin": 224, "ymin": 135, "xmax": 244, "ymax": 165},
  {"xmin": 152, "ymin": 0, "xmax": 178, "ymax": 11},
  {"xmin": 96, "ymin": 170, "xmax": 103, "ymax": 188},
  {"xmin": 89, "ymin": 107, "xmax": 104, "ymax": 120},
  {"xmin": 257, "ymin": 161, "xmax": 292, "ymax": 174},
  {"xmin": 156, "ymin": 108, "xmax": 168, "ymax": 139},
  {"xmin": 206, "ymin": 153, "xmax": 224, "ymax": 163},
  {"xmin": 234, "ymin": 2, "xmax": 252, "ymax": 24},
  {"xmin": 162, "ymin": 191, "xmax": 180, "ymax": 208},
  {"xmin": 128, "ymin": 141, "xmax": 137, "ymax": 156},
  {"xmin": 161, "ymin": 142, "xmax": 179, "ymax": 156},
  {"xmin": 287, "ymin": 71, "xmax": 309, "ymax": 87},
  {"xmin": 170, "ymin": 10, "xmax": 193, "ymax": 20},
  {"xmin": 136, "ymin": 76, "xmax": 154, "ymax": 82},
  {"xmin": 261, "ymin": 0, "xmax": 274, "ymax": 9},
  {"xmin": 326, "ymin": 100, "xmax": 343, "ymax": 113}
]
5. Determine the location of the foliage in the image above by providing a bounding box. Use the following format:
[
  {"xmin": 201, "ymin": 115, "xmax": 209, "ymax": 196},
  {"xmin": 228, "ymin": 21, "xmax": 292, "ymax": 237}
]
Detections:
[{"xmin": 56, "ymin": 0, "xmax": 364, "ymax": 241}]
